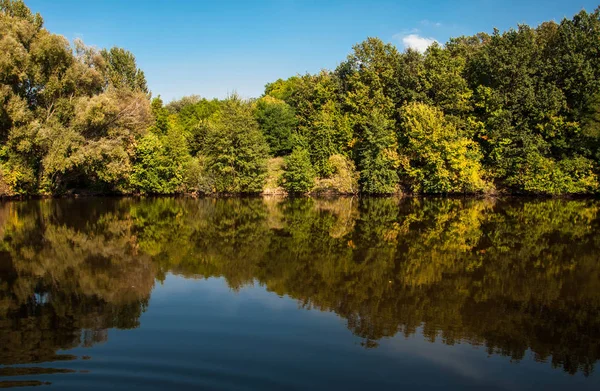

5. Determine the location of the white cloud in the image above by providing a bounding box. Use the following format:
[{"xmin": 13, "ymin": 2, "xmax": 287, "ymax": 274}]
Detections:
[{"xmin": 393, "ymin": 33, "xmax": 437, "ymax": 53}]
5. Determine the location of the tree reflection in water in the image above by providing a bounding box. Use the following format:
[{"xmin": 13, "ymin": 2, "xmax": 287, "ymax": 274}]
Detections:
[{"xmin": 0, "ymin": 196, "xmax": 599, "ymax": 377}]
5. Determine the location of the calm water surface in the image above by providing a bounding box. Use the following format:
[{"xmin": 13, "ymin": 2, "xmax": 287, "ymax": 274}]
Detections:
[{"xmin": 0, "ymin": 197, "xmax": 599, "ymax": 390}]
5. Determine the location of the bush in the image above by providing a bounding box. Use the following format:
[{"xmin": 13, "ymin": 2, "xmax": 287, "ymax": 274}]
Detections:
[
  {"xmin": 183, "ymin": 155, "xmax": 214, "ymax": 194},
  {"xmin": 516, "ymin": 154, "xmax": 599, "ymax": 195},
  {"xmin": 313, "ymin": 154, "xmax": 359, "ymax": 194},
  {"xmin": 263, "ymin": 157, "xmax": 286, "ymax": 195}
]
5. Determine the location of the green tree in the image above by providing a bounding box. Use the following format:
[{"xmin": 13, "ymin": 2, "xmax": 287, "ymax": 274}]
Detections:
[
  {"xmin": 203, "ymin": 95, "xmax": 269, "ymax": 193},
  {"xmin": 281, "ymin": 147, "xmax": 316, "ymax": 193},
  {"xmin": 423, "ymin": 43, "xmax": 473, "ymax": 116},
  {"xmin": 355, "ymin": 108, "xmax": 400, "ymax": 193},
  {"xmin": 100, "ymin": 47, "xmax": 148, "ymax": 93},
  {"xmin": 399, "ymin": 102, "xmax": 489, "ymax": 193},
  {"xmin": 150, "ymin": 96, "xmax": 170, "ymax": 135},
  {"xmin": 130, "ymin": 127, "xmax": 188, "ymax": 194},
  {"xmin": 167, "ymin": 96, "xmax": 221, "ymax": 156},
  {"xmin": 337, "ymin": 38, "xmax": 403, "ymax": 193},
  {"xmin": 254, "ymin": 95, "xmax": 297, "ymax": 156},
  {"xmin": 274, "ymin": 72, "xmax": 352, "ymax": 176},
  {"xmin": 0, "ymin": 1, "xmax": 152, "ymax": 195}
]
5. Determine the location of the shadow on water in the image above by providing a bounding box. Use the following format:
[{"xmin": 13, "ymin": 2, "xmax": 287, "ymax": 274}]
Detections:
[{"xmin": 0, "ymin": 196, "xmax": 599, "ymax": 386}]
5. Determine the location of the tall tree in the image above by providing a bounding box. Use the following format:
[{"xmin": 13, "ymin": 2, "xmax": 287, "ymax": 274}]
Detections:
[
  {"xmin": 202, "ymin": 95, "xmax": 269, "ymax": 193},
  {"xmin": 337, "ymin": 38, "xmax": 402, "ymax": 193},
  {"xmin": 100, "ymin": 47, "xmax": 148, "ymax": 93}
]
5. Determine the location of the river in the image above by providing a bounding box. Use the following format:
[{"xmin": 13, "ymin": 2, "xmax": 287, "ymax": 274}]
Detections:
[{"xmin": 0, "ymin": 197, "xmax": 598, "ymax": 389}]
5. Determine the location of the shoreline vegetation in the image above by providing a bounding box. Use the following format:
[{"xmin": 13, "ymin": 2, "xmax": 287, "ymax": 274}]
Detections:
[
  {"xmin": 2, "ymin": 191, "xmax": 597, "ymax": 201},
  {"xmin": 1, "ymin": 2, "xmax": 600, "ymax": 198}
]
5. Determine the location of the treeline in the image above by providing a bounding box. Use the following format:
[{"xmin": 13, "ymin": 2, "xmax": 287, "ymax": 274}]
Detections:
[{"xmin": 1, "ymin": 1, "xmax": 600, "ymax": 195}]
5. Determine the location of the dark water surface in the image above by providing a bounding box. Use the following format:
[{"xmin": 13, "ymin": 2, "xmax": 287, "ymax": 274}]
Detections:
[{"xmin": 1, "ymin": 197, "xmax": 599, "ymax": 390}]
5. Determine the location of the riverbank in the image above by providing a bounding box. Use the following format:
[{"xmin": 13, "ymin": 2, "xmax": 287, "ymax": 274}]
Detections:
[{"xmin": 2, "ymin": 189, "xmax": 598, "ymax": 201}]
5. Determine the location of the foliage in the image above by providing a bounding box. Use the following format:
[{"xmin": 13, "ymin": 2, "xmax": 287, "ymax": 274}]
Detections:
[
  {"xmin": 272, "ymin": 72, "xmax": 353, "ymax": 177},
  {"xmin": 1, "ymin": 2, "xmax": 600, "ymax": 195},
  {"xmin": 281, "ymin": 147, "xmax": 315, "ymax": 193},
  {"xmin": 0, "ymin": 0, "xmax": 150, "ymax": 195},
  {"xmin": 100, "ymin": 47, "xmax": 148, "ymax": 93},
  {"xmin": 336, "ymin": 38, "xmax": 402, "ymax": 193},
  {"xmin": 398, "ymin": 102, "xmax": 489, "ymax": 193},
  {"xmin": 262, "ymin": 156, "xmax": 286, "ymax": 195},
  {"xmin": 202, "ymin": 95, "xmax": 269, "ymax": 193},
  {"xmin": 313, "ymin": 154, "xmax": 360, "ymax": 194},
  {"xmin": 167, "ymin": 96, "xmax": 220, "ymax": 156},
  {"xmin": 354, "ymin": 108, "xmax": 400, "ymax": 194},
  {"xmin": 423, "ymin": 43, "xmax": 473, "ymax": 116},
  {"xmin": 182, "ymin": 154, "xmax": 213, "ymax": 194},
  {"xmin": 254, "ymin": 96, "xmax": 297, "ymax": 156},
  {"xmin": 130, "ymin": 127, "xmax": 188, "ymax": 194},
  {"xmin": 513, "ymin": 153, "xmax": 599, "ymax": 194}
]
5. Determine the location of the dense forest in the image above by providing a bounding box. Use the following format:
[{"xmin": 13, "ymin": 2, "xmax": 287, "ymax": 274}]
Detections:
[{"xmin": 1, "ymin": 0, "xmax": 600, "ymax": 196}]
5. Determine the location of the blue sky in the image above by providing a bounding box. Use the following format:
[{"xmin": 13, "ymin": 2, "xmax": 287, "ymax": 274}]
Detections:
[{"xmin": 26, "ymin": 0, "xmax": 599, "ymax": 102}]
